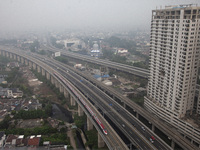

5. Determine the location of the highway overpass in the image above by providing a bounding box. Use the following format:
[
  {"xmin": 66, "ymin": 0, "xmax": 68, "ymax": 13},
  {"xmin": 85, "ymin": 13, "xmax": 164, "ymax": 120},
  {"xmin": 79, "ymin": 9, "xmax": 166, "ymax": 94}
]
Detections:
[
  {"xmin": 0, "ymin": 48, "xmax": 129, "ymax": 150},
  {"xmin": 43, "ymin": 45, "xmax": 149, "ymax": 79},
  {"xmin": 0, "ymin": 47, "xmax": 198, "ymax": 150}
]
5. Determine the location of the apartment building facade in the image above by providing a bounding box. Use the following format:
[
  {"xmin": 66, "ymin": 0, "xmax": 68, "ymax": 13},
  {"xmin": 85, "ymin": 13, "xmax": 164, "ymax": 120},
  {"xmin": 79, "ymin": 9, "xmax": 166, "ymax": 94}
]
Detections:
[{"xmin": 144, "ymin": 4, "xmax": 200, "ymax": 146}]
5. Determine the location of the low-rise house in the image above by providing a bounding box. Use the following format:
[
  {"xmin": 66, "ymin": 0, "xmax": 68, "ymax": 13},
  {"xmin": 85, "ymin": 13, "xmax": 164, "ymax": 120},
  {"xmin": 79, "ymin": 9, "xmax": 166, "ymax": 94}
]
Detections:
[
  {"xmin": 7, "ymin": 90, "xmax": 13, "ymax": 98},
  {"xmin": 5, "ymin": 134, "xmax": 17, "ymax": 147},
  {"xmin": 27, "ymin": 135, "xmax": 41, "ymax": 147},
  {"xmin": 0, "ymin": 87, "xmax": 8, "ymax": 98},
  {"xmin": 43, "ymin": 141, "xmax": 50, "ymax": 146},
  {"xmin": 0, "ymin": 131, "xmax": 6, "ymax": 147},
  {"xmin": 7, "ymin": 62, "xmax": 19, "ymax": 68},
  {"xmin": 0, "ymin": 110, "xmax": 7, "ymax": 119},
  {"xmin": 136, "ymin": 87, "xmax": 146, "ymax": 92},
  {"xmin": 16, "ymin": 135, "xmax": 27, "ymax": 147},
  {"xmin": 102, "ymin": 80, "xmax": 113, "ymax": 86},
  {"xmin": 0, "ymin": 76, "xmax": 6, "ymax": 84},
  {"xmin": 10, "ymin": 88, "xmax": 23, "ymax": 98},
  {"xmin": 27, "ymin": 99, "xmax": 42, "ymax": 110},
  {"xmin": 116, "ymin": 48, "xmax": 129, "ymax": 56},
  {"xmin": 0, "ymin": 87, "xmax": 23, "ymax": 98}
]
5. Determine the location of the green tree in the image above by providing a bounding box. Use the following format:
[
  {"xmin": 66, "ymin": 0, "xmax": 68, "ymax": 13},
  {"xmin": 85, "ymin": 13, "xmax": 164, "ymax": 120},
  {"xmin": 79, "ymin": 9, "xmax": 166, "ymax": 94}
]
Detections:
[
  {"xmin": 38, "ymin": 50, "xmax": 46, "ymax": 55},
  {"xmin": 85, "ymin": 129, "xmax": 98, "ymax": 148},
  {"xmin": 55, "ymin": 56, "xmax": 68, "ymax": 64},
  {"xmin": 74, "ymin": 114, "xmax": 86, "ymax": 129},
  {"xmin": 0, "ymin": 115, "xmax": 11, "ymax": 129},
  {"xmin": 30, "ymin": 40, "xmax": 40, "ymax": 52}
]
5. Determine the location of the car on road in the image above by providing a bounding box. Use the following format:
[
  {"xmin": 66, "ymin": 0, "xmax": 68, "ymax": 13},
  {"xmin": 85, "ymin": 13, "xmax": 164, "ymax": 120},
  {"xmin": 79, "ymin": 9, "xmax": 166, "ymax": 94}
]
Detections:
[
  {"xmin": 122, "ymin": 124, "xmax": 125, "ymax": 127},
  {"xmin": 150, "ymin": 136, "xmax": 155, "ymax": 143},
  {"xmin": 141, "ymin": 126, "xmax": 145, "ymax": 131},
  {"xmin": 150, "ymin": 138, "xmax": 154, "ymax": 143}
]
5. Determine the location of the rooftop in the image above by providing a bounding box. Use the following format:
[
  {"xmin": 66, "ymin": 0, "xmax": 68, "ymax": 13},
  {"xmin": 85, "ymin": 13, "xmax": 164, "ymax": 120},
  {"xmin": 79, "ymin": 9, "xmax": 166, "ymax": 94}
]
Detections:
[{"xmin": 155, "ymin": 4, "xmax": 199, "ymax": 10}]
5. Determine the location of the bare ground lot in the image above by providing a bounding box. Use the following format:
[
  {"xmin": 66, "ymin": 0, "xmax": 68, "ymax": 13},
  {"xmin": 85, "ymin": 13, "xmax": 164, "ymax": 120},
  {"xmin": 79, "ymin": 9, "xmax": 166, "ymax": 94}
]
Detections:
[
  {"xmin": 16, "ymin": 119, "xmax": 43, "ymax": 128},
  {"xmin": 22, "ymin": 66, "xmax": 61, "ymax": 103}
]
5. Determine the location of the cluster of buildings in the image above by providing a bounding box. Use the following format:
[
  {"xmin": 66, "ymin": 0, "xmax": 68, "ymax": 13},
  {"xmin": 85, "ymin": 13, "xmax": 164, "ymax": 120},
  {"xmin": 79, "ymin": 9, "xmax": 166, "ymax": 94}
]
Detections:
[
  {"xmin": 115, "ymin": 48, "xmax": 129, "ymax": 56},
  {"xmin": 0, "ymin": 62, "xmax": 20, "ymax": 84},
  {"xmin": 74, "ymin": 64, "xmax": 86, "ymax": 71},
  {"xmin": 7, "ymin": 62, "xmax": 19, "ymax": 68},
  {"xmin": 0, "ymin": 87, "xmax": 23, "ymax": 99},
  {"xmin": 0, "ymin": 132, "xmax": 41, "ymax": 148},
  {"xmin": 144, "ymin": 4, "xmax": 200, "ymax": 146},
  {"xmin": 0, "ymin": 75, "xmax": 7, "ymax": 84},
  {"xmin": 134, "ymin": 33, "xmax": 150, "ymax": 56},
  {"xmin": 56, "ymin": 39, "xmax": 86, "ymax": 51},
  {"xmin": 0, "ymin": 132, "xmax": 68, "ymax": 149},
  {"xmin": 0, "ymin": 97, "xmax": 42, "ymax": 120}
]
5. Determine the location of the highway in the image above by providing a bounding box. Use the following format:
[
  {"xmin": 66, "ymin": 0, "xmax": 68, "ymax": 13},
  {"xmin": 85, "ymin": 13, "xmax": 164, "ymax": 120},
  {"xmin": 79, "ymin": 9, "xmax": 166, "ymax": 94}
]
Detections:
[
  {"xmin": 30, "ymin": 53, "xmax": 170, "ymax": 150},
  {"xmin": 1, "ymin": 46, "xmax": 197, "ymax": 150},
  {"xmin": 1, "ymin": 48, "xmax": 128, "ymax": 150},
  {"xmin": 42, "ymin": 45, "xmax": 149, "ymax": 78}
]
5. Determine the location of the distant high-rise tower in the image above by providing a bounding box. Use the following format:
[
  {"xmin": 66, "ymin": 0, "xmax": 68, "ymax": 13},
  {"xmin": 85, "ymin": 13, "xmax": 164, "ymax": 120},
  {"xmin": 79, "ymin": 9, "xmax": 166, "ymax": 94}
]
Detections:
[{"xmin": 145, "ymin": 4, "xmax": 200, "ymax": 122}]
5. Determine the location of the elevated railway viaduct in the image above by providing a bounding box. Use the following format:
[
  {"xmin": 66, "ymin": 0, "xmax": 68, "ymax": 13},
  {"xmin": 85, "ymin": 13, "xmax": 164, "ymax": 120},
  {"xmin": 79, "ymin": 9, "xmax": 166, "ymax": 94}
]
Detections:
[
  {"xmin": 0, "ymin": 48, "xmax": 198, "ymax": 150},
  {"xmin": 0, "ymin": 49, "xmax": 128, "ymax": 150}
]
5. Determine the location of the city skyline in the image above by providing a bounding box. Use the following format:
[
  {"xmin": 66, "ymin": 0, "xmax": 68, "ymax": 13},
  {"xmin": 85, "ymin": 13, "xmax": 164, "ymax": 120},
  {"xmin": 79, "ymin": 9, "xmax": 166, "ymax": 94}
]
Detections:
[{"xmin": 0, "ymin": 1, "xmax": 200, "ymax": 149}]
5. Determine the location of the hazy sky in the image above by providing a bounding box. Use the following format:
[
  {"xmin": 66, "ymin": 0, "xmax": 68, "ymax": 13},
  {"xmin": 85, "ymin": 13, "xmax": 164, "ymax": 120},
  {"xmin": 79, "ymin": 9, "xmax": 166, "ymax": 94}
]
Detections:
[{"xmin": 0, "ymin": 0, "xmax": 199, "ymax": 32}]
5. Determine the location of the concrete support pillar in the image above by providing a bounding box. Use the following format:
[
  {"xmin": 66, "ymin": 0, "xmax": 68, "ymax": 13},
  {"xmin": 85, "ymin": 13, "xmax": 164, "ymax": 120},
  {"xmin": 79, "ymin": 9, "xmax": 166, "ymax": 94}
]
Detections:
[
  {"xmin": 33, "ymin": 63, "xmax": 36, "ymax": 70},
  {"xmin": 59, "ymin": 84, "xmax": 64, "ymax": 93},
  {"xmin": 78, "ymin": 105, "xmax": 84, "ymax": 116},
  {"xmin": 25, "ymin": 59, "xmax": 28, "ymax": 65},
  {"xmin": 64, "ymin": 89, "xmax": 69, "ymax": 98},
  {"xmin": 171, "ymin": 140, "xmax": 175, "ymax": 149},
  {"xmin": 152, "ymin": 124, "xmax": 155, "ymax": 132},
  {"xmin": 51, "ymin": 76, "xmax": 55, "ymax": 85},
  {"xmin": 98, "ymin": 133, "xmax": 105, "ymax": 148},
  {"xmin": 55, "ymin": 80, "xmax": 59, "ymax": 88},
  {"xmin": 29, "ymin": 61, "xmax": 32, "ymax": 68},
  {"xmin": 20, "ymin": 57, "xmax": 24, "ymax": 64},
  {"xmin": 70, "ymin": 96, "xmax": 76, "ymax": 106},
  {"xmin": 123, "ymin": 103, "xmax": 126, "ymax": 108},
  {"xmin": 136, "ymin": 112, "xmax": 139, "ymax": 119},
  {"xmin": 6, "ymin": 52, "xmax": 9, "ymax": 57},
  {"xmin": 106, "ymin": 67, "xmax": 109, "ymax": 74},
  {"xmin": 42, "ymin": 68, "xmax": 45, "ymax": 76},
  {"xmin": 37, "ymin": 65, "xmax": 41, "ymax": 73},
  {"xmin": 46, "ymin": 72, "xmax": 50, "ymax": 80},
  {"xmin": 9, "ymin": 53, "xmax": 12, "ymax": 59},
  {"xmin": 0, "ymin": 50, "xmax": 1, "ymax": 55},
  {"xmin": 17, "ymin": 56, "xmax": 20, "ymax": 62},
  {"xmin": 87, "ymin": 117, "xmax": 93, "ymax": 131},
  {"xmin": 2, "ymin": 51, "xmax": 5, "ymax": 56},
  {"xmin": 191, "ymin": 139, "xmax": 193, "ymax": 144},
  {"xmin": 14, "ymin": 54, "xmax": 16, "ymax": 60}
]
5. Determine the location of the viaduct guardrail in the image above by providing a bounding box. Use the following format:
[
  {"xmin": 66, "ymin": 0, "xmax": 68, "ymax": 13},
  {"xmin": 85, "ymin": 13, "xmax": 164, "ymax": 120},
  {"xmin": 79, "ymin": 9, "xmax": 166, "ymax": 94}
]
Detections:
[
  {"xmin": 0, "ymin": 48, "xmax": 128, "ymax": 150},
  {"xmin": 0, "ymin": 48, "xmax": 198, "ymax": 150}
]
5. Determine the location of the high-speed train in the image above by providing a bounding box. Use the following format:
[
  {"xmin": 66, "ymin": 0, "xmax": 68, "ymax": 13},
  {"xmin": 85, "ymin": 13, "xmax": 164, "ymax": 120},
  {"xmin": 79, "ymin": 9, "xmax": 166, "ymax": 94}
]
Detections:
[{"xmin": 54, "ymin": 72, "xmax": 108, "ymax": 135}]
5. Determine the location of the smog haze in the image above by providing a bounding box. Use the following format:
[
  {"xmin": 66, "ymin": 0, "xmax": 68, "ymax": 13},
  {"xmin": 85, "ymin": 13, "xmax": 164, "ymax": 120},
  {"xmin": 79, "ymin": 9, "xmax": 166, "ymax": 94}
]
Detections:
[{"xmin": 0, "ymin": 0, "xmax": 199, "ymax": 33}]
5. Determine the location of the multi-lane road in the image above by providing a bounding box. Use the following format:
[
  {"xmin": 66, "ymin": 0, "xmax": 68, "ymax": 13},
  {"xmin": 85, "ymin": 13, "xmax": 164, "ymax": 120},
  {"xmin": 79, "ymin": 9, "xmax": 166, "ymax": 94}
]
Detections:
[
  {"xmin": 1, "ymin": 46, "xmax": 197, "ymax": 150},
  {"xmin": 42, "ymin": 45, "xmax": 149, "ymax": 78},
  {"xmin": 29, "ymin": 52, "xmax": 170, "ymax": 150}
]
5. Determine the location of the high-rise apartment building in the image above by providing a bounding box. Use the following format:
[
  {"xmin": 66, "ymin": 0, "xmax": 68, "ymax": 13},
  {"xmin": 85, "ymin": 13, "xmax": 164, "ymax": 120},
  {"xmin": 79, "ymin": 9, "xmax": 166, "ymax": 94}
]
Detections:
[{"xmin": 144, "ymin": 4, "xmax": 200, "ymax": 145}]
